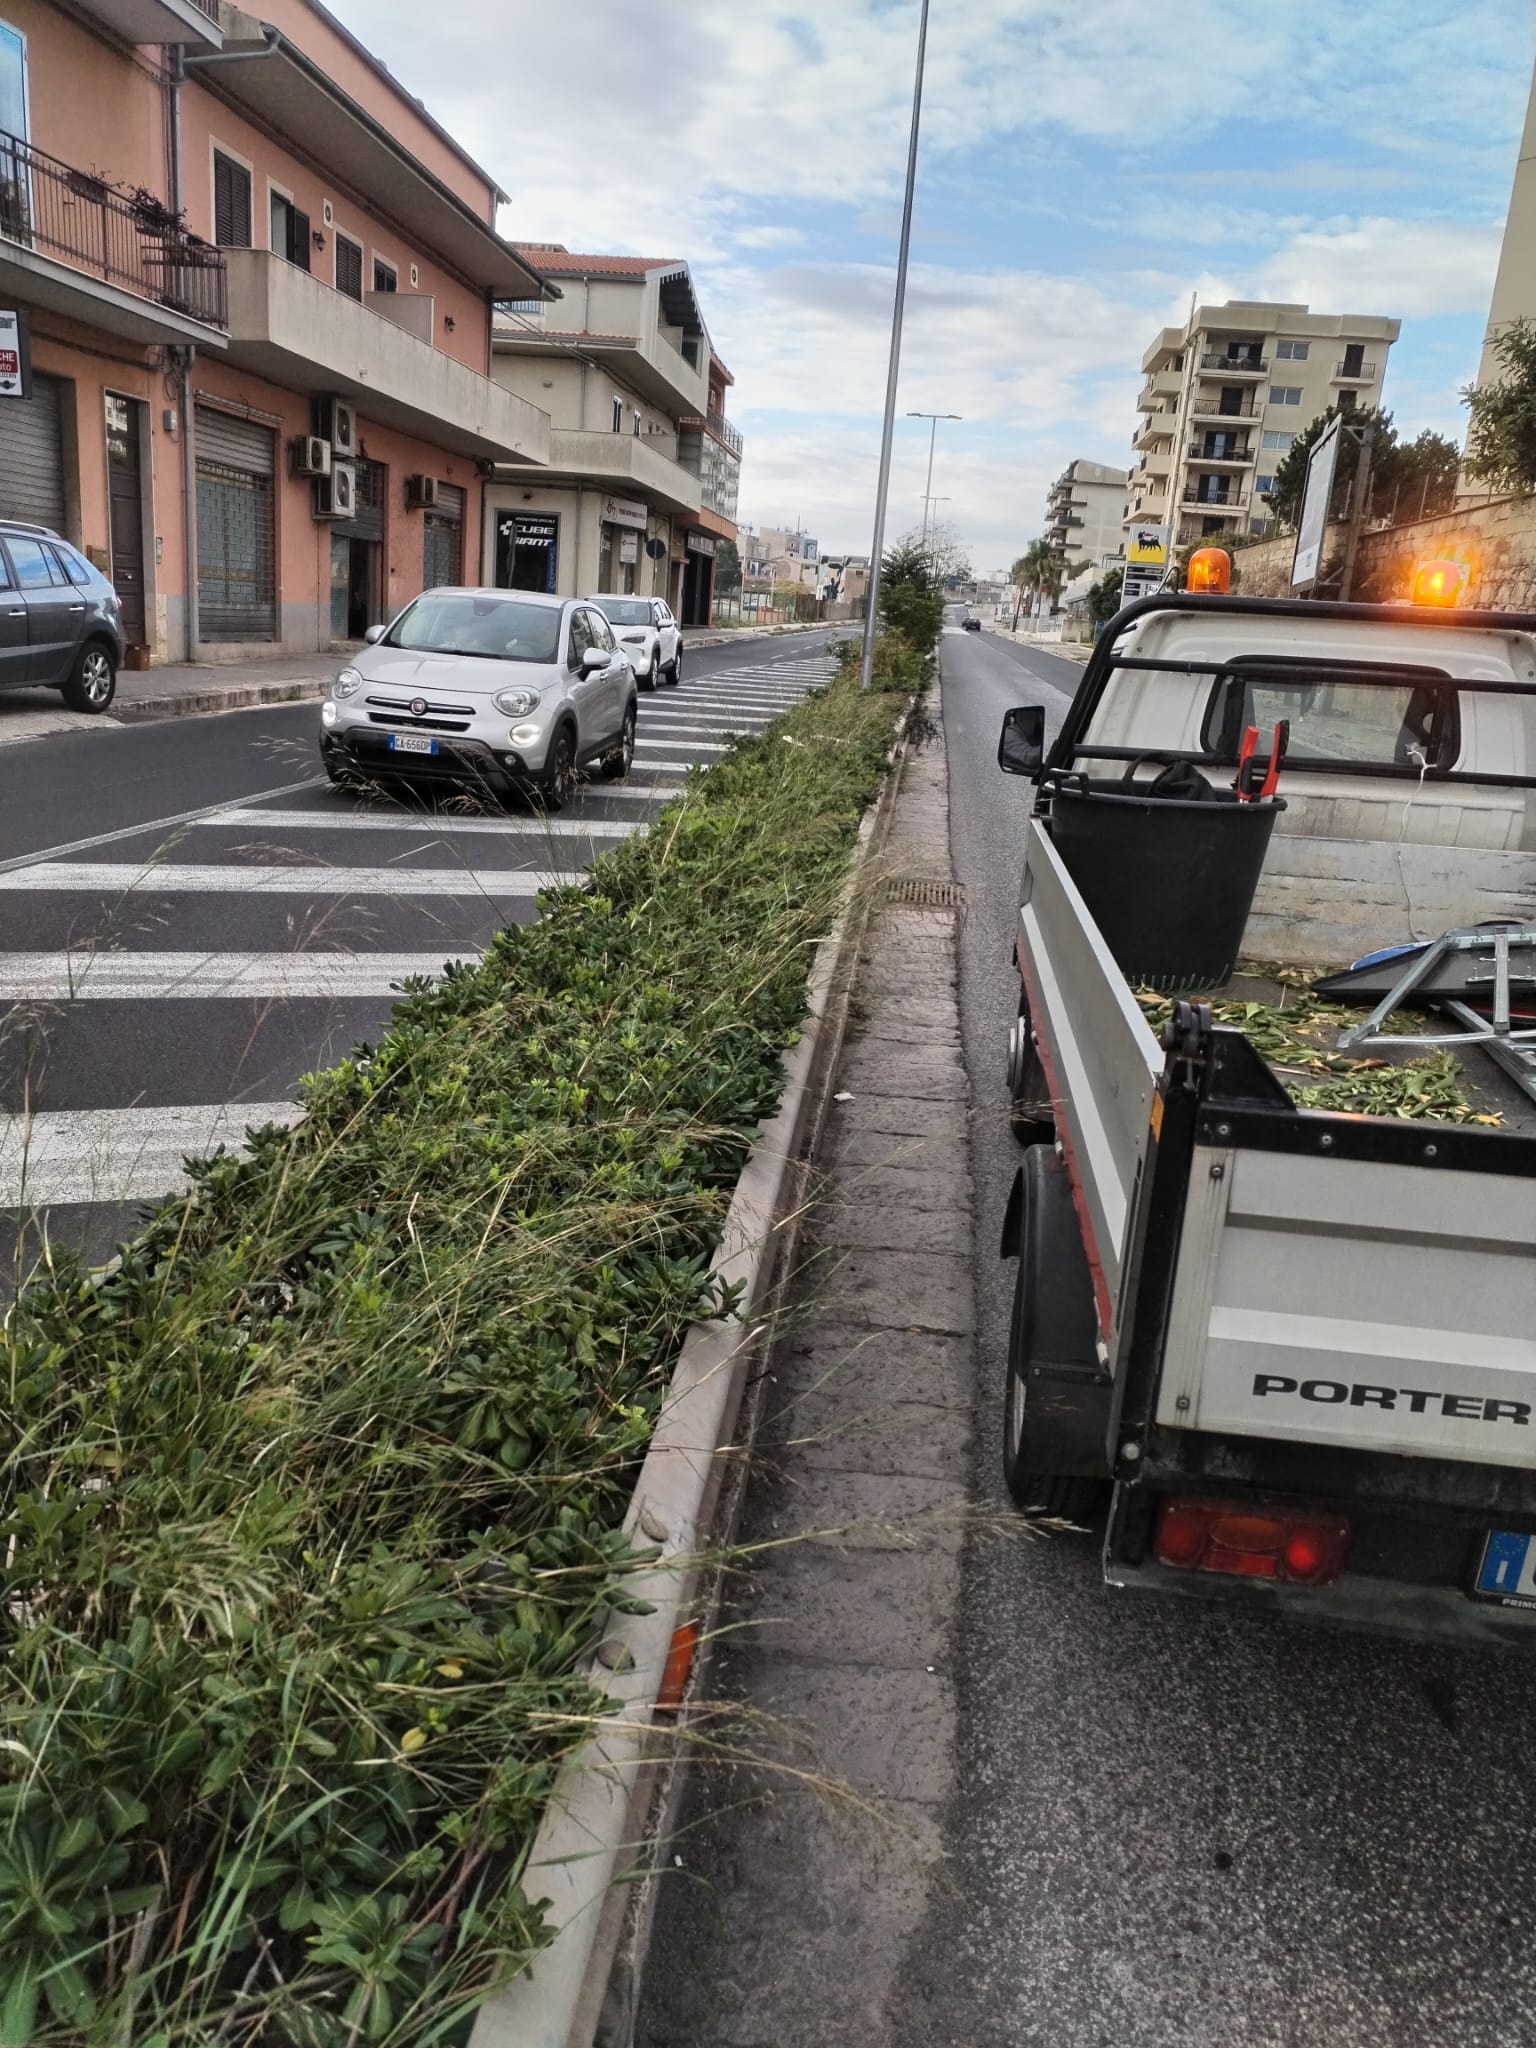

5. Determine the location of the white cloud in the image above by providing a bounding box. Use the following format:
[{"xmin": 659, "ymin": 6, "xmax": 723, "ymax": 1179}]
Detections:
[{"xmin": 733, "ymin": 226, "xmax": 805, "ymax": 251}]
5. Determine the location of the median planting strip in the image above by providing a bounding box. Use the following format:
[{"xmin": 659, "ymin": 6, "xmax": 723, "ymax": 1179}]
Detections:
[{"xmin": 0, "ymin": 661, "xmax": 906, "ymax": 2046}]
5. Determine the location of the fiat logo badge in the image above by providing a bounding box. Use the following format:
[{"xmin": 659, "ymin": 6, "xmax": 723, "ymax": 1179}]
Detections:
[{"xmin": 409, "ymin": 697, "xmax": 428, "ymax": 718}]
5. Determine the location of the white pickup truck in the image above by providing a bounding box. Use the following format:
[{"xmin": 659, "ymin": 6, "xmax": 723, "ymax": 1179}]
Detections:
[{"xmin": 995, "ymin": 581, "xmax": 1536, "ymax": 1647}]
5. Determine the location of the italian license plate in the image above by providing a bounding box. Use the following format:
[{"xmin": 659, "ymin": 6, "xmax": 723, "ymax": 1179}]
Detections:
[
  {"xmin": 389, "ymin": 733, "xmax": 437, "ymax": 756},
  {"xmin": 1474, "ymin": 1530, "xmax": 1536, "ymax": 1606}
]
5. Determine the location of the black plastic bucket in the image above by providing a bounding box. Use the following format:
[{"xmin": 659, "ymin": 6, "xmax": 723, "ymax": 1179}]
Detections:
[{"xmin": 1049, "ymin": 782, "xmax": 1284, "ymax": 992}]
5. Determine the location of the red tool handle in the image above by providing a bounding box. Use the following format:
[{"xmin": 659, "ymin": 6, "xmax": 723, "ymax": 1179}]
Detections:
[
  {"xmin": 1258, "ymin": 719, "xmax": 1289, "ymax": 801},
  {"xmin": 1235, "ymin": 724, "xmax": 1258, "ymax": 801}
]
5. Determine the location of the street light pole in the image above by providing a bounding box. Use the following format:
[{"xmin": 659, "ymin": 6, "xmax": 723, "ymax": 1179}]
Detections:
[
  {"xmin": 909, "ymin": 410, "xmax": 962, "ymax": 541},
  {"xmin": 859, "ymin": 0, "xmax": 931, "ymax": 690}
]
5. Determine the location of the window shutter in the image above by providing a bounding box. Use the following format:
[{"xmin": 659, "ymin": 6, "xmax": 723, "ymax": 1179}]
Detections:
[
  {"xmin": 214, "ymin": 154, "xmax": 251, "ymax": 248},
  {"xmin": 336, "ymin": 237, "xmax": 362, "ymax": 301},
  {"xmin": 289, "ymin": 207, "xmax": 311, "ymax": 271}
]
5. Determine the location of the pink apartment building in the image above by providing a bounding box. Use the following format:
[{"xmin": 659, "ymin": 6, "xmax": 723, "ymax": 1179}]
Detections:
[{"xmin": 0, "ymin": 0, "xmax": 552, "ymax": 661}]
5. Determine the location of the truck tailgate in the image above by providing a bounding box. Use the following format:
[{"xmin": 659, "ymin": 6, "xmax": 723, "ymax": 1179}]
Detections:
[{"xmin": 1157, "ymin": 1141, "xmax": 1536, "ymax": 1466}]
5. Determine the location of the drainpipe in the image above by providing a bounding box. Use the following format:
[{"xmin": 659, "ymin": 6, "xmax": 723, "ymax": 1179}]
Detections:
[
  {"xmin": 169, "ymin": 50, "xmax": 199, "ymax": 659},
  {"xmin": 181, "ymin": 24, "xmax": 282, "ymax": 71}
]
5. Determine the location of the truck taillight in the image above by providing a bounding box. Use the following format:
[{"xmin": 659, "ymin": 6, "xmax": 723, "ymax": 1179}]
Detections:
[{"xmin": 1155, "ymin": 1497, "xmax": 1349, "ymax": 1587}]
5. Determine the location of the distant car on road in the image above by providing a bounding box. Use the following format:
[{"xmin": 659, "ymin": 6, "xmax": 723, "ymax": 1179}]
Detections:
[
  {"xmin": 0, "ymin": 518, "xmax": 125, "ymax": 712},
  {"xmin": 586, "ymin": 593, "xmax": 682, "ymax": 688},
  {"xmin": 963, "ymin": 612, "xmax": 982, "ymax": 632},
  {"xmin": 319, "ymin": 588, "xmax": 637, "ymax": 810}
]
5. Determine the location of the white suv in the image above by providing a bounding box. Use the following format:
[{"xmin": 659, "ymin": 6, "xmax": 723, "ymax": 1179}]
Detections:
[{"xmin": 587, "ymin": 594, "xmax": 682, "ymax": 689}]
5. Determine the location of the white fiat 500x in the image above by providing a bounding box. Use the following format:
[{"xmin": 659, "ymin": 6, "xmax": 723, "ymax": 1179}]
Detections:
[
  {"xmin": 586, "ymin": 593, "xmax": 682, "ymax": 689},
  {"xmin": 319, "ymin": 589, "xmax": 637, "ymax": 810}
]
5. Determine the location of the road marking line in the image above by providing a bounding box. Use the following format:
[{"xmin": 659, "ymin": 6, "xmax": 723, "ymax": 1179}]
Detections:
[
  {"xmin": 207, "ymin": 809, "xmax": 639, "ymax": 839},
  {"xmin": 0, "ymin": 862, "xmax": 564, "ymax": 896},
  {"xmin": 0, "ymin": 1100, "xmax": 302, "ymax": 1207},
  {"xmin": 0, "ymin": 776, "xmax": 328, "ymax": 876},
  {"xmin": 634, "ymin": 738, "xmax": 727, "ymax": 754},
  {"xmin": 0, "ymin": 950, "xmax": 480, "ymax": 1002}
]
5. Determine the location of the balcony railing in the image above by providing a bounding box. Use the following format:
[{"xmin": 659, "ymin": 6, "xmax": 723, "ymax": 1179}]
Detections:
[
  {"xmin": 186, "ymin": 0, "xmax": 220, "ymax": 15},
  {"xmin": 1188, "ymin": 395, "xmax": 1260, "ymax": 420},
  {"xmin": 679, "ymin": 405, "xmax": 744, "ymax": 458},
  {"xmin": 1187, "ymin": 438, "xmax": 1255, "ymax": 463},
  {"xmin": 0, "ymin": 130, "xmax": 227, "ymax": 328},
  {"xmin": 1198, "ymin": 351, "xmax": 1267, "ymax": 375},
  {"xmin": 1182, "ymin": 485, "xmax": 1250, "ymax": 509},
  {"xmin": 1333, "ymin": 359, "xmax": 1377, "ymax": 380}
]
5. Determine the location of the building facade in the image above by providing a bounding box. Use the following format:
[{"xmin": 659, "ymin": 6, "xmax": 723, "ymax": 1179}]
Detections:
[
  {"xmin": 1126, "ymin": 301, "xmax": 1401, "ymax": 547},
  {"xmin": 0, "ymin": 0, "xmax": 553, "ymax": 663},
  {"xmin": 1045, "ymin": 458, "xmax": 1127, "ymax": 574},
  {"xmin": 482, "ymin": 248, "xmax": 742, "ymax": 626}
]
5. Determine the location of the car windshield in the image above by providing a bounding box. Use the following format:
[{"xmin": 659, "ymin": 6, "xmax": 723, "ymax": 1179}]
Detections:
[
  {"xmin": 386, "ymin": 592, "xmax": 561, "ymax": 663},
  {"xmin": 594, "ymin": 599, "xmax": 651, "ymax": 626}
]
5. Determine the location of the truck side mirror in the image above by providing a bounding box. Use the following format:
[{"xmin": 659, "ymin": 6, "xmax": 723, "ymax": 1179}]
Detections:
[{"xmin": 998, "ymin": 705, "xmax": 1045, "ymax": 776}]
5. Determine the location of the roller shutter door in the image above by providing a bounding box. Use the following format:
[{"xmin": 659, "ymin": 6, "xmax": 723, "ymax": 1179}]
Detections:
[
  {"xmin": 195, "ymin": 406, "xmax": 276, "ymax": 641},
  {"xmin": 0, "ymin": 372, "xmax": 66, "ymax": 530},
  {"xmin": 422, "ymin": 481, "xmax": 464, "ymax": 590}
]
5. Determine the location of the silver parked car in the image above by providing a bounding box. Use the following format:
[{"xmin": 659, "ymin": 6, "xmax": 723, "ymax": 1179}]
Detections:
[
  {"xmin": 586, "ymin": 594, "xmax": 682, "ymax": 689},
  {"xmin": 319, "ymin": 588, "xmax": 637, "ymax": 810}
]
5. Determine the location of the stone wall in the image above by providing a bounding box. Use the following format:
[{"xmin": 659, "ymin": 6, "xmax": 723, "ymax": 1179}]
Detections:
[{"xmin": 1226, "ymin": 494, "xmax": 1536, "ymax": 608}]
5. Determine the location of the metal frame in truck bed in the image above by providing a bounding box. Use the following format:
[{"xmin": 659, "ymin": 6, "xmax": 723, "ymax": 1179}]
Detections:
[{"xmin": 998, "ymin": 590, "xmax": 1536, "ymax": 1648}]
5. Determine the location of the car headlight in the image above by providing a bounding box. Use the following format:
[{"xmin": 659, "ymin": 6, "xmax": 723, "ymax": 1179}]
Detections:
[
  {"xmin": 332, "ymin": 668, "xmax": 362, "ymax": 699},
  {"xmin": 510, "ymin": 722, "xmax": 543, "ymax": 746},
  {"xmin": 621, "ymin": 633, "xmax": 647, "ymax": 645},
  {"xmin": 494, "ymin": 687, "xmax": 543, "ymax": 717},
  {"xmin": 321, "ymin": 699, "xmax": 338, "ymax": 728}
]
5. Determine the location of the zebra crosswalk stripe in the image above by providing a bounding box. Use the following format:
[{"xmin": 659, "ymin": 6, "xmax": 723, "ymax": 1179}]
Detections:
[
  {"xmin": 0, "ymin": 951, "xmax": 480, "ymax": 1002},
  {"xmin": 0, "ymin": 1102, "xmax": 304, "ymax": 1206}
]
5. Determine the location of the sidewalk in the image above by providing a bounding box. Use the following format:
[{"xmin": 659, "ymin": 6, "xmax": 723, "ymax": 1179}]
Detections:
[
  {"xmin": 636, "ymin": 678, "xmax": 974, "ymax": 2048},
  {"xmin": 987, "ymin": 622, "xmax": 1092, "ymax": 665}
]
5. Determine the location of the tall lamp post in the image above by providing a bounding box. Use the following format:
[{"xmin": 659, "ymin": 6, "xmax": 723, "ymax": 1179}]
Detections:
[
  {"xmin": 859, "ymin": 0, "xmax": 931, "ymax": 690},
  {"xmin": 909, "ymin": 411, "xmax": 962, "ymax": 540}
]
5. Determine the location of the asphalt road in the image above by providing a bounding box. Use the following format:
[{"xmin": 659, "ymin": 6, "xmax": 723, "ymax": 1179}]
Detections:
[
  {"xmin": 889, "ymin": 626, "xmax": 1536, "ymax": 2048},
  {"xmin": 0, "ymin": 631, "xmax": 841, "ymax": 1275}
]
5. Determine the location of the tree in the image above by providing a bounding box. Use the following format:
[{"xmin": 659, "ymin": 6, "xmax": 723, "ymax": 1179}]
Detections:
[
  {"xmin": 1269, "ymin": 404, "xmax": 1463, "ymax": 531},
  {"xmin": 1085, "ymin": 566, "xmax": 1124, "ymax": 628},
  {"xmin": 878, "ymin": 536, "xmax": 945, "ymax": 649},
  {"xmin": 1267, "ymin": 404, "xmax": 1394, "ymax": 530},
  {"xmin": 893, "ymin": 521, "xmax": 971, "ymax": 584},
  {"xmin": 1463, "ymin": 318, "xmax": 1536, "ymax": 495},
  {"xmin": 715, "ymin": 537, "xmax": 741, "ymax": 594},
  {"xmin": 1011, "ymin": 537, "xmax": 1072, "ymax": 620}
]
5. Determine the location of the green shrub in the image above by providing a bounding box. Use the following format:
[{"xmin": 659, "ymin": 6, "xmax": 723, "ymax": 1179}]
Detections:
[{"xmin": 0, "ymin": 670, "xmax": 901, "ymax": 2045}]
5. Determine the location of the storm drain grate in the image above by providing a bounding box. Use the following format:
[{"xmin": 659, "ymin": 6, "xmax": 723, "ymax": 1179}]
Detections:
[{"xmin": 881, "ymin": 877, "xmax": 966, "ymax": 908}]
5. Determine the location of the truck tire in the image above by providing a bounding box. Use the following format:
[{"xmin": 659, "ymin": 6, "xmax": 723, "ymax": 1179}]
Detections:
[
  {"xmin": 1007, "ymin": 991, "xmax": 1053, "ymax": 1144},
  {"xmin": 1003, "ymin": 1143, "xmax": 1112, "ymax": 1522}
]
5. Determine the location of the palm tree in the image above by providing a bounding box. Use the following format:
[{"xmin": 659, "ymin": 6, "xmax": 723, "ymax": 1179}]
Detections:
[{"xmin": 1011, "ymin": 539, "xmax": 1065, "ymax": 627}]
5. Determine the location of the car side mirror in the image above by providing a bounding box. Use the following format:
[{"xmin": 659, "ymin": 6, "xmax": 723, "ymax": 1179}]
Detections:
[
  {"xmin": 363, "ymin": 623, "xmax": 386, "ymax": 645},
  {"xmin": 581, "ymin": 644, "xmax": 609, "ymax": 671},
  {"xmin": 998, "ymin": 705, "xmax": 1045, "ymax": 776}
]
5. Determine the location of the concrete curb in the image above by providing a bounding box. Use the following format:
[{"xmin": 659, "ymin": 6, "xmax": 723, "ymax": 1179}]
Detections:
[
  {"xmin": 109, "ymin": 625, "xmax": 832, "ymax": 722},
  {"xmin": 467, "ymin": 702, "xmax": 911, "ymax": 2048}
]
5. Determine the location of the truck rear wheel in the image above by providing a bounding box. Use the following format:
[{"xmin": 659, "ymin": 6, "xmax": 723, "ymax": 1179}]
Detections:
[
  {"xmin": 1007, "ymin": 993, "xmax": 1053, "ymax": 1145},
  {"xmin": 1003, "ymin": 1144, "xmax": 1112, "ymax": 1522}
]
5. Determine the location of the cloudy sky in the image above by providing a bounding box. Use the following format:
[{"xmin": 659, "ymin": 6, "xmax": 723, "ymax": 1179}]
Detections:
[{"xmin": 346, "ymin": 0, "xmax": 1531, "ymax": 574}]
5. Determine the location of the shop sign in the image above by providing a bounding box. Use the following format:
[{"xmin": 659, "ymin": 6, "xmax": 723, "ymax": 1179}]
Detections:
[
  {"xmin": 501, "ymin": 512, "xmax": 557, "ymax": 548},
  {"xmin": 0, "ymin": 308, "xmax": 29, "ymax": 400},
  {"xmin": 600, "ymin": 493, "xmax": 648, "ymax": 530},
  {"xmin": 1126, "ymin": 523, "xmax": 1168, "ymax": 566},
  {"xmin": 685, "ymin": 532, "xmax": 717, "ymax": 557},
  {"xmin": 619, "ymin": 531, "xmax": 640, "ymax": 564}
]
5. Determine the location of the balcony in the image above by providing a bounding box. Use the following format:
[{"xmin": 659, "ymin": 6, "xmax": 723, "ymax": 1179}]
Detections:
[
  {"xmin": 0, "ymin": 132, "xmax": 228, "ymax": 344},
  {"xmin": 1198, "ymin": 352, "xmax": 1267, "ymax": 377},
  {"xmin": 495, "ymin": 317, "xmax": 708, "ymax": 421},
  {"xmin": 1133, "ymin": 410, "xmax": 1173, "ymax": 450},
  {"xmin": 1333, "ymin": 359, "xmax": 1378, "ymax": 382},
  {"xmin": 1186, "ymin": 438, "xmax": 1255, "ymax": 466},
  {"xmin": 70, "ymin": 0, "xmax": 222, "ymax": 46},
  {"xmin": 542, "ymin": 427, "xmax": 701, "ymax": 517},
  {"xmin": 222, "ymin": 250, "xmax": 548, "ymax": 462},
  {"xmin": 677, "ymin": 404, "xmax": 743, "ymax": 459},
  {"xmin": 1188, "ymin": 394, "xmax": 1260, "ymax": 421},
  {"xmin": 1182, "ymin": 485, "xmax": 1251, "ymax": 509}
]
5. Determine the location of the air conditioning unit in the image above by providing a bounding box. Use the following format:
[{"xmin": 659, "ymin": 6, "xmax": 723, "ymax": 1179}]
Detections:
[
  {"xmin": 290, "ymin": 434, "xmax": 331, "ymax": 478},
  {"xmin": 405, "ymin": 473, "xmax": 440, "ymax": 511},
  {"xmin": 313, "ymin": 461, "xmax": 356, "ymax": 520},
  {"xmin": 312, "ymin": 395, "xmax": 357, "ymax": 458}
]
